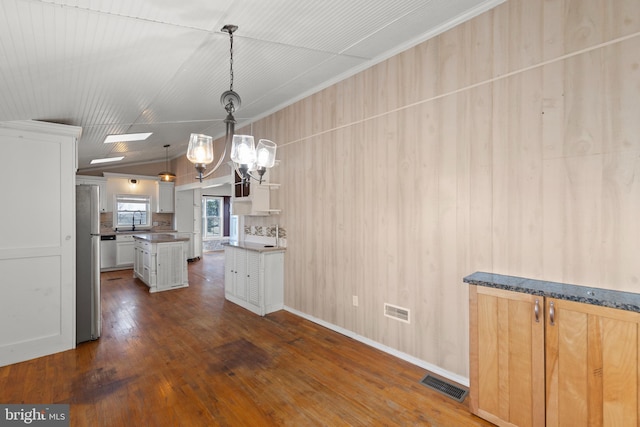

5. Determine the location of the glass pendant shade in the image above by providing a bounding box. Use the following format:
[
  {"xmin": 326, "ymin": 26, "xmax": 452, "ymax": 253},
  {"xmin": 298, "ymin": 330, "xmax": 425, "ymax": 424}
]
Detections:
[
  {"xmin": 187, "ymin": 133, "xmax": 214, "ymax": 165},
  {"xmin": 231, "ymin": 134, "xmax": 256, "ymax": 165},
  {"xmin": 255, "ymin": 139, "xmax": 276, "ymax": 168},
  {"xmin": 159, "ymin": 172, "xmax": 176, "ymax": 182}
]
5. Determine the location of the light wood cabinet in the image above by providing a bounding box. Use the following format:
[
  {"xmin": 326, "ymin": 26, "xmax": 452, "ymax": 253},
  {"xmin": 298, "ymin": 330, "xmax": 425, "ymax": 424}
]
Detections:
[
  {"xmin": 224, "ymin": 245, "xmax": 284, "ymax": 316},
  {"xmin": 470, "ymin": 285, "xmax": 640, "ymax": 427},
  {"xmin": 470, "ymin": 286, "xmax": 545, "ymax": 427},
  {"xmin": 545, "ymin": 298, "xmax": 640, "ymax": 427}
]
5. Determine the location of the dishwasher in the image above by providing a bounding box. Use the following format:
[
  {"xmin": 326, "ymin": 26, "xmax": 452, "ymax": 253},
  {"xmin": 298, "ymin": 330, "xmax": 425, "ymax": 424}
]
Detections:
[{"xmin": 100, "ymin": 235, "xmax": 117, "ymax": 271}]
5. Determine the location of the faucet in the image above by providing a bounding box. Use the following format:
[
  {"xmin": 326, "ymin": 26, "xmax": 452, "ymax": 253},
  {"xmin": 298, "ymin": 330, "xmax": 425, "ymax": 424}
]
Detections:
[{"xmin": 132, "ymin": 210, "xmax": 141, "ymax": 231}]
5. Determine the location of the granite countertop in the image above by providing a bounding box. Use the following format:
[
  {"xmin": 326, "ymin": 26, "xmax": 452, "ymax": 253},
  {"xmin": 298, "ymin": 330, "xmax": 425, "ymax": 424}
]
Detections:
[
  {"xmin": 132, "ymin": 233, "xmax": 190, "ymax": 243},
  {"xmin": 464, "ymin": 271, "xmax": 640, "ymax": 313},
  {"xmin": 223, "ymin": 241, "xmax": 286, "ymax": 253}
]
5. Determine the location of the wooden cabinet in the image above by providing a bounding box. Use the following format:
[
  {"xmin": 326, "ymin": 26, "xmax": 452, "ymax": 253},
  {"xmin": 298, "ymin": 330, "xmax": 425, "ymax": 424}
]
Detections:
[
  {"xmin": 545, "ymin": 298, "xmax": 640, "ymax": 427},
  {"xmin": 470, "ymin": 285, "xmax": 640, "ymax": 427},
  {"xmin": 224, "ymin": 245, "xmax": 284, "ymax": 316},
  {"xmin": 156, "ymin": 181, "xmax": 174, "ymax": 213},
  {"xmin": 76, "ymin": 175, "xmax": 109, "ymax": 212},
  {"xmin": 470, "ymin": 286, "xmax": 545, "ymax": 427}
]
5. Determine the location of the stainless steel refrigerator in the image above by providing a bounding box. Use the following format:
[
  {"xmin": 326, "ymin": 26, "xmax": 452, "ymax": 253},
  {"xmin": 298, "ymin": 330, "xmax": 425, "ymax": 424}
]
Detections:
[{"xmin": 76, "ymin": 184, "xmax": 101, "ymax": 343}]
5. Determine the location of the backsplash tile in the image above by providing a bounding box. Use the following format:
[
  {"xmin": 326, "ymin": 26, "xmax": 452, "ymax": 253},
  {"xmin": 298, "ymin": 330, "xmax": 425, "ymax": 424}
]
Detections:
[
  {"xmin": 99, "ymin": 212, "xmax": 175, "ymax": 234},
  {"xmin": 244, "ymin": 224, "xmax": 287, "ymax": 246}
]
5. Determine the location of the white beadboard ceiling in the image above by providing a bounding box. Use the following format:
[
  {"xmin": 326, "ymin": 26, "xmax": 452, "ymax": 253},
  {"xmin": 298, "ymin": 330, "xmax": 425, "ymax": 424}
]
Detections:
[{"xmin": 0, "ymin": 0, "xmax": 504, "ymax": 172}]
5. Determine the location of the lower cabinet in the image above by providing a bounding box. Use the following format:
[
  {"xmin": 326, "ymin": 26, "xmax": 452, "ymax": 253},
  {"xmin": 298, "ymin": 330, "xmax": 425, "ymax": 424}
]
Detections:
[
  {"xmin": 133, "ymin": 238, "xmax": 188, "ymax": 293},
  {"xmin": 470, "ymin": 285, "xmax": 640, "ymax": 427},
  {"xmin": 224, "ymin": 245, "xmax": 284, "ymax": 316},
  {"xmin": 116, "ymin": 240, "xmax": 134, "ymax": 267}
]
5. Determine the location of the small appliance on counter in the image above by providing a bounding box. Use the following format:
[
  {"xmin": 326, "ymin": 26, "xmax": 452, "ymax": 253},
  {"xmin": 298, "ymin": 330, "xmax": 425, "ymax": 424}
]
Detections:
[{"xmin": 75, "ymin": 184, "xmax": 101, "ymax": 344}]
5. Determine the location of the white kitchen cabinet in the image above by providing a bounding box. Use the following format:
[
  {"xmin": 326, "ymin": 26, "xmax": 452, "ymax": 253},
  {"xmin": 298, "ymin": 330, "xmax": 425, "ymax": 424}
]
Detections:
[
  {"xmin": 115, "ymin": 234, "xmax": 135, "ymax": 267},
  {"xmin": 224, "ymin": 245, "xmax": 284, "ymax": 316},
  {"xmin": 231, "ymin": 164, "xmax": 280, "ymax": 216},
  {"xmin": 134, "ymin": 235, "xmax": 189, "ymax": 293},
  {"xmin": 133, "ymin": 243, "xmax": 143, "ymax": 278},
  {"xmin": 76, "ymin": 175, "xmax": 109, "ymax": 212},
  {"xmin": 0, "ymin": 120, "xmax": 80, "ymax": 366},
  {"xmin": 175, "ymin": 189, "xmax": 202, "ymax": 260},
  {"xmin": 156, "ymin": 181, "xmax": 174, "ymax": 213}
]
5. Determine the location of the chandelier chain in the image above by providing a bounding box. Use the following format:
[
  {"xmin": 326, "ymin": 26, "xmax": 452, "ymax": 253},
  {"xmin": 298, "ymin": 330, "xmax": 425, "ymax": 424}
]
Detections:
[{"xmin": 229, "ymin": 30, "xmax": 234, "ymax": 91}]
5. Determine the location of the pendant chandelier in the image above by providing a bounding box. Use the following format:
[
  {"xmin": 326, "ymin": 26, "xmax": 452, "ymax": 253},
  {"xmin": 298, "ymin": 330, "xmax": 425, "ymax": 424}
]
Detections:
[
  {"xmin": 158, "ymin": 144, "xmax": 176, "ymax": 182},
  {"xmin": 186, "ymin": 24, "xmax": 277, "ymax": 183}
]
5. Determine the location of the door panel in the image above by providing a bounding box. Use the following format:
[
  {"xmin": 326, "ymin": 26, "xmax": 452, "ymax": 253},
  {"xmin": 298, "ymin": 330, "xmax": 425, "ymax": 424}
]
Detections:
[{"xmin": 546, "ymin": 298, "xmax": 640, "ymax": 427}]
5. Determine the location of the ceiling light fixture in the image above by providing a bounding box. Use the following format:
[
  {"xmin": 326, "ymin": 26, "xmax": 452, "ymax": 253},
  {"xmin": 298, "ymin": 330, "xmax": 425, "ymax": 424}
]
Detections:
[
  {"xmin": 104, "ymin": 133, "xmax": 152, "ymax": 143},
  {"xmin": 186, "ymin": 24, "xmax": 277, "ymax": 184},
  {"xmin": 158, "ymin": 144, "xmax": 176, "ymax": 182}
]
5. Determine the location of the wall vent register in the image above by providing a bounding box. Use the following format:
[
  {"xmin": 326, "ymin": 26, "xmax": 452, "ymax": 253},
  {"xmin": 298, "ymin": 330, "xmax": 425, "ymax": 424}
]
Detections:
[
  {"xmin": 383, "ymin": 303, "xmax": 410, "ymax": 323},
  {"xmin": 420, "ymin": 374, "xmax": 468, "ymax": 403}
]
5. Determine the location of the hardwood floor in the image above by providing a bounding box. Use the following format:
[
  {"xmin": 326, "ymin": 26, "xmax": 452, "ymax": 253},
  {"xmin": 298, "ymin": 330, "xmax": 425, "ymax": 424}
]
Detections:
[{"xmin": 0, "ymin": 252, "xmax": 492, "ymax": 426}]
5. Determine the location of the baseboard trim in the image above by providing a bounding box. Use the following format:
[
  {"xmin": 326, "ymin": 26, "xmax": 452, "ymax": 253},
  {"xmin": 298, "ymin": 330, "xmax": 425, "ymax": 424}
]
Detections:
[{"xmin": 283, "ymin": 306, "xmax": 470, "ymax": 387}]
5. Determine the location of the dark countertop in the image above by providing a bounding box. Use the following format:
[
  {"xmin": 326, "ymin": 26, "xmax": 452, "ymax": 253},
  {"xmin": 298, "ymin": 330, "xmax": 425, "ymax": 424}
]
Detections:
[
  {"xmin": 464, "ymin": 271, "xmax": 640, "ymax": 313},
  {"xmin": 132, "ymin": 233, "xmax": 190, "ymax": 243},
  {"xmin": 223, "ymin": 241, "xmax": 286, "ymax": 253}
]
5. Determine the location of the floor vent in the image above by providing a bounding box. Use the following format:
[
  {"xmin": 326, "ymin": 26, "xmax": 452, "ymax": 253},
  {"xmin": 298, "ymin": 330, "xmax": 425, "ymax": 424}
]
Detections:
[
  {"xmin": 383, "ymin": 303, "xmax": 410, "ymax": 323},
  {"xmin": 420, "ymin": 374, "xmax": 468, "ymax": 403}
]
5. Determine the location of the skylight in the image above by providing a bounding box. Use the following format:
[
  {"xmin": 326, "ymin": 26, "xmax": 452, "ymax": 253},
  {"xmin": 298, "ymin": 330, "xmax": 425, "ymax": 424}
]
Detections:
[
  {"xmin": 103, "ymin": 133, "xmax": 152, "ymax": 143},
  {"xmin": 90, "ymin": 156, "xmax": 125, "ymax": 164}
]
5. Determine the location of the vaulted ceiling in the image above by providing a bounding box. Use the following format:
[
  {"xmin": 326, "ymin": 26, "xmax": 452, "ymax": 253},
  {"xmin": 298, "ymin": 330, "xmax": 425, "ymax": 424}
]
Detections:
[{"xmin": 0, "ymin": 0, "xmax": 503, "ymax": 172}]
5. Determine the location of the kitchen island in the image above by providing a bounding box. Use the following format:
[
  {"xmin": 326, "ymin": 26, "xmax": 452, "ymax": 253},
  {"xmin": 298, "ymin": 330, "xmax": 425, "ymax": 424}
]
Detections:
[{"xmin": 133, "ymin": 233, "xmax": 190, "ymax": 293}]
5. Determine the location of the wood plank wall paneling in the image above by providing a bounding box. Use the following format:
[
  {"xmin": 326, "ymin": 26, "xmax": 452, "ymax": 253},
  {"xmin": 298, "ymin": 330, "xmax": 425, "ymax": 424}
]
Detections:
[{"xmin": 212, "ymin": 0, "xmax": 640, "ymax": 380}]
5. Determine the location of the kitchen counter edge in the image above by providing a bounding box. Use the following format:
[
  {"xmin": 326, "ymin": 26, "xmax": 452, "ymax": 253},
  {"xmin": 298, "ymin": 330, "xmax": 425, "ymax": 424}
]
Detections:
[
  {"xmin": 464, "ymin": 271, "xmax": 640, "ymax": 313},
  {"xmin": 223, "ymin": 242, "xmax": 286, "ymax": 253},
  {"xmin": 132, "ymin": 233, "xmax": 190, "ymax": 243}
]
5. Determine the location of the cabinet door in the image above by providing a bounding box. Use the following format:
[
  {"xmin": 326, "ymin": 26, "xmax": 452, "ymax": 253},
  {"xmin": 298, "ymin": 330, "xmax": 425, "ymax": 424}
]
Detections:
[
  {"xmin": 157, "ymin": 182, "xmax": 174, "ymax": 213},
  {"xmin": 246, "ymin": 251, "xmax": 261, "ymax": 308},
  {"xmin": 224, "ymin": 247, "xmax": 235, "ymax": 297},
  {"xmin": 116, "ymin": 242, "xmax": 135, "ymax": 266},
  {"xmin": 133, "ymin": 246, "xmax": 139, "ymax": 276},
  {"xmin": 156, "ymin": 244, "xmax": 183, "ymax": 290},
  {"xmin": 470, "ymin": 285, "xmax": 545, "ymax": 427},
  {"xmin": 545, "ymin": 298, "xmax": 640, "ymax": 427},
  {"xmin": 235, "ymin": 248, "xmax": 248, "ymax": 301}
]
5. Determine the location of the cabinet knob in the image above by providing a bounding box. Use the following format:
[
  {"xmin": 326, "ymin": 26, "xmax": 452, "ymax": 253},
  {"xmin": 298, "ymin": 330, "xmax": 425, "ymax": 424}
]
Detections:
[
  {"xmin": 534, "ymin": 300, "xmax": 540, "ymax": 323},
  {"xmin": 549, "ymin": 301, "xmax": 555, "ymax": 326}
]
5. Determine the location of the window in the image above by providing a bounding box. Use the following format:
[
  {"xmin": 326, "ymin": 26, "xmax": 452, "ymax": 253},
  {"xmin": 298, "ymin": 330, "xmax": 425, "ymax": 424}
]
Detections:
[
  {"xmin": 115, "ymin": 194, "xmax": 151, "ymax": 228},
  {"xmin": 203, "ymin": 196, "xmax": 223, "ymax": 239}
]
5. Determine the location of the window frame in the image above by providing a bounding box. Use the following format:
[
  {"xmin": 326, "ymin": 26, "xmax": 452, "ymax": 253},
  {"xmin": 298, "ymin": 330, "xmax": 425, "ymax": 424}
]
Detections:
[
  {"xmin": 114, "ymin": 194, "xmax": 151, "ymax": 229},
  {"xmin": 202, "ymin": 196, "xmax": 224, "ymax": 239}
]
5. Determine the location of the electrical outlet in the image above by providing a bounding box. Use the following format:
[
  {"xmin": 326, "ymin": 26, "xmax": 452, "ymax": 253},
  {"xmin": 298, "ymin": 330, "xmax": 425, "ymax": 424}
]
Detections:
[{"xmin": 352, "ymin": 295, "xmax": 358, "ymax": 307}]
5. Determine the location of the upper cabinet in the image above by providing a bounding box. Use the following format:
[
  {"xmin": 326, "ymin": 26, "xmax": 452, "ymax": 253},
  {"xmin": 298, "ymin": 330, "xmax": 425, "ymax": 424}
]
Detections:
[
  {"xmin": 156, "ymin": 182, "xmax": 174, "ymax": 213},
  {"xmin": 76, "ymin": 175, "xmax": 109, "ymax": 212},
  {"xmin": 102, "ymin": 173, "xmax": 173, "ymax": 215},
  {"xmin": 231, "ymin": 163, "xmax": 280, "ymax": 216}
]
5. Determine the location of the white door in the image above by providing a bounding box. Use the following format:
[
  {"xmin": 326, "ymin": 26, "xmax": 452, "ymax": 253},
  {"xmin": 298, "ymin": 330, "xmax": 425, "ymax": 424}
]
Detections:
[{"xmin": 0, "ymin": 121, "xmax": 79, "ymax": 367}]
